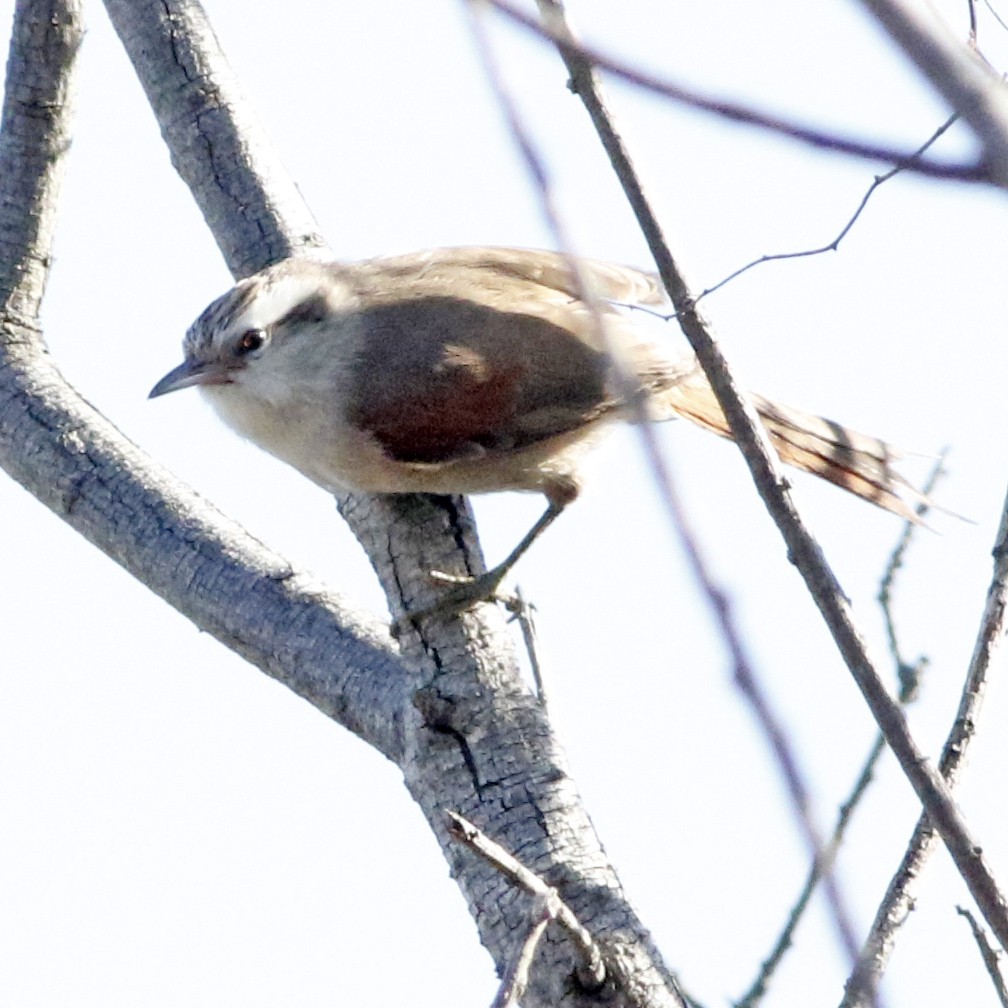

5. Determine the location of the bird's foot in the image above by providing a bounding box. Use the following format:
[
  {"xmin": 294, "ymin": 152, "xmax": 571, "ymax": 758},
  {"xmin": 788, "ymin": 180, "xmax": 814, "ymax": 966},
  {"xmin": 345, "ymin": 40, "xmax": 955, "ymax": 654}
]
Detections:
[{"xmin": 391, "ymin": 565, "xmax": 513, "ymax": 637}]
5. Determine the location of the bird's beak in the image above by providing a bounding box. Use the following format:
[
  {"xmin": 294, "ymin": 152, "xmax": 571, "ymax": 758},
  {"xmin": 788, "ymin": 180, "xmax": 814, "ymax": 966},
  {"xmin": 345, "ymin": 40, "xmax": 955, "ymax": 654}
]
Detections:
[{"xmin": 148, "ymin": 359, "xmax": 233, "ymax": 399}]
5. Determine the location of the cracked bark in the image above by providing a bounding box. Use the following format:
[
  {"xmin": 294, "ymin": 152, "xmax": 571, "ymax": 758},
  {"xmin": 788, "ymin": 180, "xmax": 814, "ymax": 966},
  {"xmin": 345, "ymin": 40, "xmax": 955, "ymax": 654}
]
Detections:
[{"xmin": 0, "ymin": 1, "xmax": 689, "ymax": 1005}]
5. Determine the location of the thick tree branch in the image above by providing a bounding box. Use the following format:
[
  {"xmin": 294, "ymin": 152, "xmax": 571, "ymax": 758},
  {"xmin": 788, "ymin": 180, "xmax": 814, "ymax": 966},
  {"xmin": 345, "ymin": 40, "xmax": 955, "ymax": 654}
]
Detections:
[
  {"xmin": 43, "ymin": 2, "xmax": 686, "ymax": 1005},
  {"xmin": 0, "ymin": 0, "xmax": 685, "ymax": 1002},
  {"xmin": 0, "ymin": 0, "xmax": 80, "ymax": 320},
  {"xmin": 103, "ymin": 0, "xmax": 327, "ymax": 278},
  {"xmin": 0, "ymin": 0, "xmax": 412, "ymax": 766}
]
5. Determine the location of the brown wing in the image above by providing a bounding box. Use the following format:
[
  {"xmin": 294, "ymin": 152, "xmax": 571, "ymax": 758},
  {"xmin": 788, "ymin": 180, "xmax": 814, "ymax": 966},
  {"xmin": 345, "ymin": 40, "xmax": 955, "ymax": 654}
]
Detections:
[
  {"xmin": 344, "ymin": 295, "xmax": 614, "ymax": 464},
  {"xmin": 342, "ymin": 248, "xmax": 930, "ymax": 521}
]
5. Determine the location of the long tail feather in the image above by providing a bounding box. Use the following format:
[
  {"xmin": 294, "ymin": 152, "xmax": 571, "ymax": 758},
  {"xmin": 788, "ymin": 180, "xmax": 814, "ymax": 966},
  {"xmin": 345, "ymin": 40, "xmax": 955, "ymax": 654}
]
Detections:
[{"xmin": 657, "ymin": 375, "xmax": 924, "ymax": 522}]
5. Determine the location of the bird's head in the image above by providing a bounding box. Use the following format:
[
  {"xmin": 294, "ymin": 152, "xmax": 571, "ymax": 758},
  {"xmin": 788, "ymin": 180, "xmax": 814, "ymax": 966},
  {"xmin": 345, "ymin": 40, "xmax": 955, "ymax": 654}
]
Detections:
[{"xmin": 149, "ymin": 259, "xmax": 345, "ymax": 404}]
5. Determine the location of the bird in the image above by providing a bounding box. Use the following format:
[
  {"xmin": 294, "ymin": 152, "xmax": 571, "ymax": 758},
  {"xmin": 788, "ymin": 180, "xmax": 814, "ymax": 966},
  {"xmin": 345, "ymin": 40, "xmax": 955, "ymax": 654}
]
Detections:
[{"xmin": 150, "ymin": 247, "xmax": 924, "ymax": 616}]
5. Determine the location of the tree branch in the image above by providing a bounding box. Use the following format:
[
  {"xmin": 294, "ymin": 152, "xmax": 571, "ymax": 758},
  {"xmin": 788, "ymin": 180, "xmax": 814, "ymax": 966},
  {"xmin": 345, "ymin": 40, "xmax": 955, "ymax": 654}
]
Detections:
[
  {"xmin": 698, "ymin": 117, "xmax": 959, "ymax": 302},
  {"xmin": 0, "ymin": 0, "xmax": 81, "ymax": 320},
  {"xmin": 736, "ymin": 473, "xmax": 941, "ymax": 1008},
  {"xmin": 447, "ymin": 811, "xmax": 606, "ymax": 990},
  {"xmin": 484, "ymin": 0, "xmax": 982, "ymax": 182},
  {"xmin": 0, "ymin": 0, "xmax": 415, "ymax": 765},
  {"xmin": 529, "ymin": 0, "xmax": 1008, "ymax": 952},
  {"xmin": 956, "ymin": 906, "xmax": 1008, "ymax": 1007},
  {"xmin": 0, "ymin": 1, "xmax": 686, "ymax": 1004},
  {"xmin": 841, "ymin": 482, "xmax": 1008, "ymax": 1007},
  {"xmin": 852, "ymin": 0, "xmax": 1008, "ymax": 188}
]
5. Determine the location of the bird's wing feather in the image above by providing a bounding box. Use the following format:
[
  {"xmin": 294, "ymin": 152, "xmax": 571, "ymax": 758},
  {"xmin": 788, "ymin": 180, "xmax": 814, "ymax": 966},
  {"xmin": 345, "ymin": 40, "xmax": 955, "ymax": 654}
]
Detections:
[
  {"xmin": 341, "ymin": 291, "xmax": 615, "ymax": 464},
  {"xmin": 357, "ymin": 246, "xmax": 668, "ymax": 314}
]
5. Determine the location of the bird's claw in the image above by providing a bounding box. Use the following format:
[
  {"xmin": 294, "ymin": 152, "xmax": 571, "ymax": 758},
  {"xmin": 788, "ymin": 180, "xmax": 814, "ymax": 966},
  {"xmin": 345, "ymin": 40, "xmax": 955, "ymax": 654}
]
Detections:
[{"xmin": 391, "ymin": 567, "xmax": 512, "ymax": 638}]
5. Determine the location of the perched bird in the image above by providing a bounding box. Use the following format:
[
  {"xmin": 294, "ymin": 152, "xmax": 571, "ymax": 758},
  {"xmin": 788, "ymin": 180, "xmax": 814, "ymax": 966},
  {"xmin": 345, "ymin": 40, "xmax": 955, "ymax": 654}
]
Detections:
[{"xmin": 150, "ymin": 247, "xmax": 920, "ymax": 611}]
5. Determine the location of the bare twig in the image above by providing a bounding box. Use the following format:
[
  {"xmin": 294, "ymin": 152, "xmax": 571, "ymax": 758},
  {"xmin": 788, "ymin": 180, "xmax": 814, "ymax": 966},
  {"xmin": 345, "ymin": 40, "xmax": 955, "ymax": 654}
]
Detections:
[
  {"xmin": 737, "ymin": 478, "xmax": 941, "ymax": 1008},
  {"xmin": 467, "ymin": 3, "xmax": 848, "ymax": 992},
  {"xmin": 736, "ymin": 732, "xmax": 887, "ymax": 1008},
  {"xmin": 463, "ymin": 0, "xmax": 663, "ymax": 443},
  {"xmin": 446, "ymin": 811, "xmax": 606, "ymax": 989},
  {"xmin": 521, "ymin": 0, "xmax": 867, "ymax": 972},
  {"xmin": 491, "ymin": 892, "xmax": 561, "ymax": 1008},
  {"xmin": 504, "ymin": 588, "xmax": 549, "ymax": 713},
  {"xmin": 842, "ymin": 486, "xmax": 1008, "ymax": 1007},
  {"xmin": 529, "ymin": 0, "xmax": 1008, "ymax": 956},
  {"xmin": 984, "ymin": 0, "xmax": 1008, "ymax": 35},
  {"xmin": 472, "ymin": 2, "xmax": 828, "ymax": 893},
  {"xmin": 956, "ymin": 906, "xmax": 1008, "ymax": 1007},
  {"xmin": 877, "ymin": 454, "xmax": 949, "ymax": 701},
  {"xmin": 637, "ymin": 419, "xmax": 870, "ymax": 981},
  {"xmin": 699, "ymin": 116, "xmax": 959, "ymax": 301},
  {"xmin": 483, "ymin": 0, "xmax": 982, "ymax": 182},
  {"xmin": 853, "ymin": 0, "xmax": 1008, "ymax": 188}
]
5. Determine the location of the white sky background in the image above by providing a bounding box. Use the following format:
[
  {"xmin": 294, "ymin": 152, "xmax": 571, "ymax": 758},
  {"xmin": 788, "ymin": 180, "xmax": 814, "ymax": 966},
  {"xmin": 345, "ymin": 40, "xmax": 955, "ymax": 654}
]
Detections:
[{"xmin": 2, "ymin": 0, "xmax": 1008, "ymax": 1005}]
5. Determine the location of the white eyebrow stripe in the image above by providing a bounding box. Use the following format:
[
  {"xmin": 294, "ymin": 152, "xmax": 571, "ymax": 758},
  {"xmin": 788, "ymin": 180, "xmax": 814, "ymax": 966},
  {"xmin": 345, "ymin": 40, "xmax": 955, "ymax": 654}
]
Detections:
[{"xmin": 240, "ymin": 273, "xmax": 331, "ymax": 331}]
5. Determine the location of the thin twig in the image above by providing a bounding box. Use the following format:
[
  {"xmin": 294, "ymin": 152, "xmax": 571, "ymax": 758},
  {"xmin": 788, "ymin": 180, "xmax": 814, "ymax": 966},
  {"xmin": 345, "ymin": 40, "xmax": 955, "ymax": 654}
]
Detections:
[
  {"xmin": 956, "ymin": 906, "xmax": 1008, "ymax": 1007},
  {"xmin": 530, "ymin": 0, "xmax": 1008, "ymax": 955},
  {"xmin": 464, "ymin": 0, "xmax": 666, "ymax": 443},
  {"xmin": 527, "ymin": 0, "xmax": 884, "ymax": 975},
  {"xmin": 699, "ymin": 116, "xmax": 959, "ymax": 301},
  {"xmin": 984, "ymin": 0, "xmax": 1008, "ymax": 35},
  {"xmin": 491, "ymin": 893, "xmax": 560, "ymax": 1008},
  {"xmin": 841, "ymin": 486, "xmax": 1008, "ymax": 1007},
  {"xmin": 468, "ymin": 13, "xmax": 831, "ymax": 906},
  {"xmin": 631, "ymin": 415, "xmax": 871, "ymax": 991},
  {"xmin": 446, "ymin": 811, "xmax": 606, "ymax": 989},
  {"xmin": 736, "ymin": 732, "xmax": 887, "ymax": 1008},
  {"xmin": 877, "ymin": 453, "xmax": 948, "ymax": 701},
  {"xmin": 852, "ymin": 0, "xmax": 1008, "ymax": 189},
  {"xmin": 737, "ymin": 476, "xmax": 941, "ymax": 1008},
  {"xmin": 483, "ymin": 0, "xmax": 983, "ymax": 182},
  {"xmin": 504, "ymin": 587, "xmax": 549, "ymax": 714},
  {"xmin": 458, "ymin": 30, "xmax": 702, "ymax": 1001}
]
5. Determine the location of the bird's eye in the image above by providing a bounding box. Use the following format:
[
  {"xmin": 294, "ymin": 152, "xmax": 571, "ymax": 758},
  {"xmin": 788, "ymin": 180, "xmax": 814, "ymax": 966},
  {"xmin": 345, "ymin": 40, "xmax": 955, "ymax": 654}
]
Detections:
[{"xmin": 236, "ymin": 329, "xmax": 266, "ymax": 355}]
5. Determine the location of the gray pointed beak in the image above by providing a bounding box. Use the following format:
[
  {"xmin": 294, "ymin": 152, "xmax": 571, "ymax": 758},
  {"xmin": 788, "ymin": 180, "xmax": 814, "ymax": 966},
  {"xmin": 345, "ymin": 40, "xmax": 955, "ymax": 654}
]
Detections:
[{"xmin": 148, "ymin": 359, "xmax": 232, "ymax": 399}]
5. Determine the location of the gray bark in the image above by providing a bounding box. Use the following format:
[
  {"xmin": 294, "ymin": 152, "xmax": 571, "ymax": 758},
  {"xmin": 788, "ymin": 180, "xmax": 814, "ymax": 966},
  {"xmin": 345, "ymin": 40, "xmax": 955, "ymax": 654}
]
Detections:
[{"xmin": 0, "ymin": 0, "xmax": 687, "ymax": 1004}]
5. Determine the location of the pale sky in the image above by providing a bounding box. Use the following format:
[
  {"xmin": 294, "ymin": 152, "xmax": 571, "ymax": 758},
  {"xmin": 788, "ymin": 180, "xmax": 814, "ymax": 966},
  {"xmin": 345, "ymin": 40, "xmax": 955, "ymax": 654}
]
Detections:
[{"xmin": 3, "ymin": 1, "xmax": 1008, "ymax": 1005}]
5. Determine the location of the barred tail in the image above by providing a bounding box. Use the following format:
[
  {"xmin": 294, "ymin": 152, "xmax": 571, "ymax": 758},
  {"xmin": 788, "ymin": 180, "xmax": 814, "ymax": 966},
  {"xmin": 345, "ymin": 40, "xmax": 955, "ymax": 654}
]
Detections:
[{"xmin": 657, "ymin": 375, "xmax": 924, "ymax": 522}]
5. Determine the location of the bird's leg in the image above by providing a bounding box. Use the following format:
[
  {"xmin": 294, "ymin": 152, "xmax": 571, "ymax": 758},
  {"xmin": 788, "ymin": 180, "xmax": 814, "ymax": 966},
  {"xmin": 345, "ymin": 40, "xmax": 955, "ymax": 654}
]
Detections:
[
  {"xmin": 430, "ymin": 500, "xmax": 565, "ymax": 597},
  {"xmin": 393, "ymin": 501, "xmax": 566, "ymax": 634}
]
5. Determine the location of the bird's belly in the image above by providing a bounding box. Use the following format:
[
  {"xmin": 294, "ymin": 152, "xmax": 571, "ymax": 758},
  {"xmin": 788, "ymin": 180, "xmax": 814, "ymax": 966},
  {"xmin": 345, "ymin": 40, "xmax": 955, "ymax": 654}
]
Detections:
[
  {"xmin": 203, "ymin": 383, "xmax": 611, "ymax": 499},
  {"xmin": 307, "ymin": 421, "xmax": 612, "ymax": 499}
]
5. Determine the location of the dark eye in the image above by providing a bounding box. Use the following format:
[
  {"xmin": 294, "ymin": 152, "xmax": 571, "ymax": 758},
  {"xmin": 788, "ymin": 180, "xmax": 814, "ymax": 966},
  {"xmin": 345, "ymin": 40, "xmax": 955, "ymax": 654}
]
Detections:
[{"xmin": 236, "ymin": 329, "xmax": 265, "ymax": 355}]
